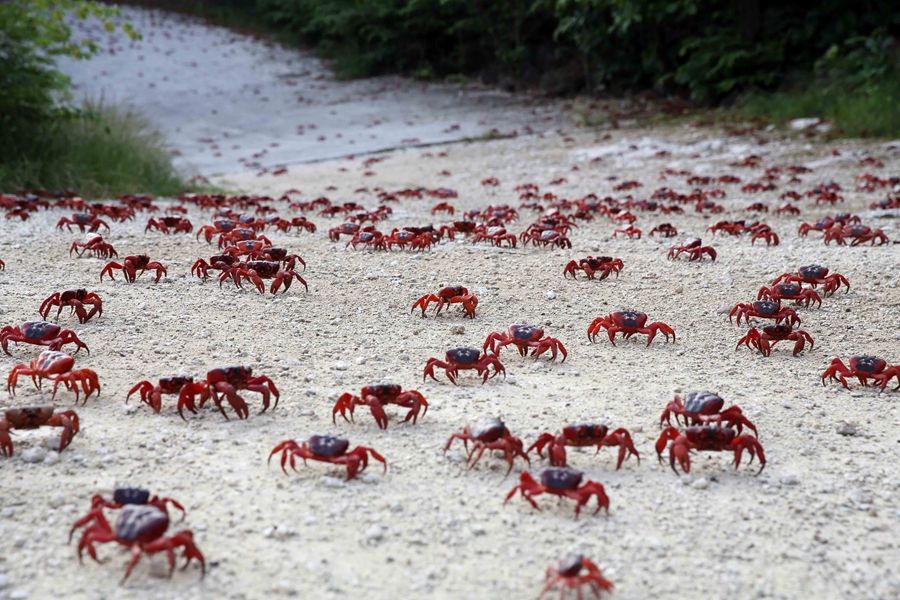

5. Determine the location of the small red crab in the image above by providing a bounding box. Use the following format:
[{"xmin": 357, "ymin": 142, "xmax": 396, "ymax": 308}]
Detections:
[
  {"xmin": 668, "ymin": 238, "xmax": 716, "ymax": 261},
  {"xmin": 145, "ymin": 216, "xmax": 192, "ymax": 234},
  {"xmin": 328, "ymin": 222, "xmax": 359, "ymax": 241},
  {"xmin": 269, "ymin": 435, "xmax": 386, "ymax": 480},
  {"xmin": 431, "ymin": 202, "xmax": 455, "ymax": 215},
  {"xmin": 423, "ymin": 347, "xmax": 505, "ymax": 384},
  {"xmin": 444, "ymin": 417, "xmax": 530, "ymax": 474},
  {"xmin": 483, "ymin": 324, "xmax": 567, "ymax": 361},
  {"xmin": 332, "ymin": 384, "xmax": 428, "ymax": 429},
  {"xmin": 70, "ymin": 488, "xmax": 185, "ymax": 543},
  {"xmin": 69, "ymin": 234, "xmax": 117, "ymax": 259},
  {"xmin": 563, "ymin": 256, "xmax": 623, "ymax": 281},
  {"xmin": 659, "ymin": 391, "xmax": 757, "ymax": 435},
  {"xmin": 650, "ymin": 223, "xmax": 678, "ymax": 237},
  {"xmin": 521, "ymin": 229, "xmax": 572, "ymax": 249},
  {"xmin": 39, "ymin": 289, "xmax": 103, "ymax": 324},
  {"xmin": 100, "ymin": 255, "xmax": 167, "ymax": 283},
  {"xmin": 749, "ymin": 223, "xmax": 780, "ymax": 246},
  {"xmin": 758, "ymin": 283, "xmax": 822, "ymax": 308},
  {"xmin": 505, "ymin": 468, "xmax": 609, "ymax": 518},
  {"xmin": 8, "ymin": 350, "xmax": 100, "ymax": 403},
  {"xmin": 772, "ymin": 265, "xmax": 849, "ymax": 296},
  {"xmin": 219, "ymin": 260, "xmax": 307, "ymax": 294},
  {"xmin": 656, "ymin": 425, "xmax": 766, "ymax": 474},
  {"xmin": 71, "ymin": 503, "xmax": 204, "ymax": 582},
  {"xmin": 737, "ymin": 324, "xmax": 814, "ymax": 356},
  {"xmin": 196, "ymin": 219, "xmax": 237, "ymax": 243},
  {"xmin": 729, "ymin": 300, "xmax": 800, "ymax": 327},
  {"xmin": 177, "ymin": 366, "xmax": 279, "ymax": 420},
  {"xmin": 128, "ymin": 376, "xmax": 198, "ymax": 418},
  {"xmin": 1, "ymin": 406, "xmax": 79, "ymax": 456},
  {"xmin": 540, "ymin": 554, "xmax": 613, "ymax": 599},
  {"xmin": 412, "ymin": 286, "xmax": 478, "ymax": 318},
  {"xmin": 823, "ymin": 224, "xmax": 889, "ymax": 246},
  {"xmin": 587, "ymin": 310, "xmax": 675, "ymax": 346},
  {"xmin": 1, "ymin": 321, "xmax": 89, "ymax": 355},
  {"xmin": 822, "ymin": 356, "xmax": 900, "ymax": 390},
  {"xmin": 472, "ymin": 225, "xmax": 518, "ymax": 247},
  {"xmin": 528, "ymin": 424, "xmax": 639, "ymax": 469},
  {"xmin": 56, "ymin": 213, "xmax": 110, "ymax": 233},
  {"xmin": 345, "ymin": 227, "xmax": 386, "ymax": 250},
  {"xmin": 612, "ymin": 225, "xmax": 641, "ymax": 239}
]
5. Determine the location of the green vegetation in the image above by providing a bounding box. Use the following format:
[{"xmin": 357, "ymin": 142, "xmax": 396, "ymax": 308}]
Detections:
[{"xmin": 1, "ymin": 1, "xmax": 186, "ymax": 196}]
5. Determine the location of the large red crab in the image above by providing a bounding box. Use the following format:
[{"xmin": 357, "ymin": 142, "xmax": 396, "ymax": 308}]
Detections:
[
  {"xmin": 758, "ymin": 283, "xmax": 822, "ymax": 308},
  {"xmin": 539, "ymin": 554, "xmax": 614, "ymax": 599},
  {"xmin": 69, "ymin": 234, "xmax": 117, "ymax": 259},
  {"xmin": 128, "ymin": 376, "xmax": 199, "ymax": 418},
  {"xmin": 423, "ymin": 347, "xmax": 505, "ymax": 384},
  {"xmin": 196, "ymin": 219, "xmax": 237, "ymax": 243},
  {"xmin": 100, "ymin": 255, "xmax": 167, "ymax": 283},
  {"xmin": 7, "ymin": 350, "xmax": 100, "ymax": 403},
  {"xmin": 823, "ymin": 224, "xmax": 889, "ymax": 246},
  {"xmin": 772, "ymin": 265, "xmax": 849, "ymax": 296},
  {"xmin": 659, "ymin": 391, "xmax": 758, "ymax": 435},
  {"xmin": 71, "ymin": 502, "xmax": 204, "ymax": 582},
  {"xmin": 587, "ymin": 310, "xmax": 675, "ymax": 346},
  {"xmin": 332, "ymin": 384, "xmax": 428, "ymax": 429},
  {"xmin": 505, "ymin": 468, "xmax": 609, "ymax": 518},
  {"xmin": 177, "ymin": 366, "xmax": 279, "ymax": 420},
  {"xmin": 656, "ymin": 425, "xmax": 766, "ymax": 474},
  {"xmin": 484, "ymin": 324, "xmax": 567, "ymax": 362},
  {"xmin": 1, "ymin": 406, "xmax": 80, "ymax": 456},
  {"xmin": 728, "ymin": 300, "xmax": 800, "ymax": 327},
  {"xmin": 412, "ymin": 286, "xmax": 478, "ymax": 319},
  {"xmin": 521, "ymin": 229, "xmax": 572, "ymax": 249},
  {"xmin": 219, "ymin": 260, "xmax": 307, "ymax": 294},
  {"xmin": 269, "ymin": 435, "xmax": 386, "ymax": 480},
  {"xmin": 563, "ymin": 256, "xmax": 623, "ymax": 281},
  {"xmin": 528, "ymin": 423, "xmax": 639, "ymax": 469},
  {"xmin": 668, "ymin": 238, "xmax": 717, "ymax": 261},
  {"xmin": 1, "ymin": 321, "xmax": 89, "ymax": 355},
  {"xmin": 39, "ymin": 289, "xmax": 103, "ymax": 324},
  {"xmin": 737, "ymin": 324, "xmax": 814, "ymax": 356},
  {"xmin": 70, "ymin": 487, "xmax": 186, "ymax": 544},
  {"xmin": 472, "ymin": 225, "xmax": 518, "ymax": 247},
  {"xmin": 56, "ymin": 213, "xmax": 110, "ymax": 233},
  {"xmin": 822, "ymin": 355, "xmax": 900, "ymax": 390},
  {"xmin": 145, "ymin": 217, "xmax": 193, "ymax": 234},
  {"xmin": 444, "ymin": 417, "xmax": 530, "ymax": 474}
]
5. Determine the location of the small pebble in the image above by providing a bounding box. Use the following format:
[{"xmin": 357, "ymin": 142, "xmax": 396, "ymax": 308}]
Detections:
[
  {"xmin": 21, "ymin": 447, "xmax": 47, "ymax": 464},
  {"xmin": 546, "ymin": 290, "xmax": 556, "ymax": 300},
  {"xmin": 691, "ymin": 477, "xmax": 709, "ymax": 490},
  {"xmin": 781, "ymin": 474, "xmax": 800, "ymax": 486},
  {"xmin": 9, "ymin": 589, "xmax": 28, "ymax": 600},
  {"xmin": 450, "ymin": 325, "xmax": 465, "ymax": 334},
  {"xmin": 365, "ymin": 524, "xmax": 386, "ymax": 544},
  {"xmin": 333, "ymin": 361, "xmax": 348, "ymax": 371},
  {"xmin": 321, "ymin": 476, "xmax": 346, "ymax": 488},
  {"xmin": 0, "ymin": 574, "xmax": 9, "ymax": 590},
  {"xmin": 836, "ymin": 422, "xmax": 858, "ymax": 436}
]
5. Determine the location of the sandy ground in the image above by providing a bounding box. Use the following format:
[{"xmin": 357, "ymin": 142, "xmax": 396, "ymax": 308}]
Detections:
[{"xmin": 2, "ymin": 121, "xmax": 899, "ymax": 600}]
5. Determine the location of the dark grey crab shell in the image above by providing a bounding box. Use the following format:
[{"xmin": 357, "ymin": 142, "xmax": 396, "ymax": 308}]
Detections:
[
  {"xmin": 470, "ymin": 417, "xmax": 505, "ymax": 441},
  {"xmin": 510, "ymin": 324, "xmax": 540, "ymax": 340},
  {"xmin": 447, "ymin": 347, "xmax": 480, "ymax": 365},
  {"xmin": 682, "ymin": 391, "xmax": 724, "ymax": 414},
  {"xmin": 852, "ymin": 355, "xmax": 885, "ymax": 373},
  {"xmin": 557, "ymin": 553, "xmax": 585, "ymax": 577},
  {"xmin": 541, "ymin": 467, "xmax": 583, "ymax": 490},
  {"xmin": 115, "ymin": 505, "xmax": 168, "ymax": 542},
  {"xmin": 309, "ymin": 435, "xmax": 350, "ymax": 457},
  {"xmin": 113, "ymin": 488, "xmax": 151, "ymax": 506}
]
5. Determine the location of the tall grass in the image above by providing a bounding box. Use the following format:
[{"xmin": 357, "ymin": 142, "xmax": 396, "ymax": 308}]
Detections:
[{"xmin": 0, "ymin": 102, "xmax": 186, "ymax": 198}]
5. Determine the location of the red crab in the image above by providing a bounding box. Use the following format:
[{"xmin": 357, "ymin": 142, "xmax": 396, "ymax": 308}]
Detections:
[
  {"xmin": 656, "ymin": 425, "xmax": 766, "ymax": 474},
  {"xmin": 145, "ymin": 216, "xmax": 192, "ymax": 234},
  {"xmin": 328, "ymin": 222, "xmax": 359, "ymax": 241},
  {"xmin": 650, "ymin": 223, "xmax": 678, "ymax": 237},
  {"xmin": 127, "ymin": 376, "xmax": 199, "ymax": 418},
  {"xmin": 177, "ymin": 366, "xmax": 279, "ymax": 420},
  {"xmin": 540, "ymin": 554, "xmax": 614, "ymax": 599},
  {"xmin": 39, "ymin": 289, "xmax": 103, "ymax": 324},
  {"xmin": 0, "ymin": 258, "xmax": 4, "ymax": 270},
  {"xmin": 1, "ymin": 406, "xmax": 80, "ymax": 456},
  {"xmin": 444, "ymin": 417, "xmax": 530, "ymax": 474},
  {"xmin": 285, "ymin": 216, "xmax": 317, "ymax": 233},
  {"xmin": 563, "ymin": 256, "xmax": 623, "ymax": 281},
  {"xmin": 196, "ymin": 219, "xmax": 237, "ymax": 243},
  {"xmin": 345, "ymin": 227, "xmax": 386, "ymax": 250},
  {"xmin": 483, "ymin": 324, "xmax": 567, "ymax": 362},
  {"xmin": 668, "ymin": 238, "xmax": 716, "ymax": 261},
  {"xmin": 521, "ymin": 229, "xmax": 572, "ymax": 249},
  {"xmin": 822, "ymin": 356, "xmax": 900, "ymax": 390},
  {"xmin": 423, "ymin": 347, "xmax": 505, "ymax": 384},
  {"xmin": 217, "ymin": 227, "xmax": 272, "ymax": 249},
  {"xmin": 412, "ymin": 286, "xmax": 478, "ymax": 319},
  {"xmin": 612, "ymin": 225, "xmax": 641, "ymax": 239},
  {"xmin": 219, "ymin": 260, "xmax": 307, "ymax": 294},
  {"xmin": 1, "ymin": 321, "xmax": 89, "ymax": 355},
  {"xmin": 729, "ymin": 300, "xmax": 800, "ymax": 327},
  {"xmin": 737, "ymin": 324, "xmax": 814, "ymax": 356},
  {"xmin": 587, "ymin": 310, "xmax": 675, "ymax": 346},
  {"xmin": 269, "ymin": 435, "xmax": 386, "ymax": 480},
  {"xmin": 823, "ymin": 224, "xmax": 889, "ymax": 246},
  {"xmin": 505, "ymin": 468, "xmax": 609, "ymax": 518},
  {"xmin": 528, "ymin": 424, "xmax": 639, "ymax": 469},
  {"xmin": 772, "ymin": 265, "xmax": 849, "ymax": 296},
  {"xmin": 70, "ymin": 488, "xmax": 185, "ymax": 543},
  {"xmin": 191, "ymin": 254, "xmax": 239, "ymax": 279},
  {"xmin": 758, "ymin": 283, "xmax": 822, "ymax": 308},
  {"xmin": 71, "ymin": 503, "xmax": 204, "ymax": 582},
  {"xmin": 100, "ymin": 255, "xmax": 167, "ymax": 283},
  {"xmin": 774, "ymin": 203, "xmax": 800, "ymax": 215},
  {"xmin": 749, "ymin": 223, "xmax": 780, "ymax": 246},
  {"xmin": 472, "ymin": 225, "xmax": 517, "ymax": 248},
  {"xmin": 659, "ymin": 391, "xmax": 758, "ymax": 435},
  {"xmin": 7, "ymin": 350, "xmax": 100, "ymax": 403},
  {"xmin": 332, "ymin": 384, "xmax": 428, "ymax": 429},
  {"xmin": 69, "ymin": 234, "xmax": 117, "ymax": 259},
  {"xmin": 431, "ymin": 202, "xmax": 455, "ymax": 215},
  {"xmin": 56, "ymin": 213, "xmax": 110, "ymax": 233}
]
